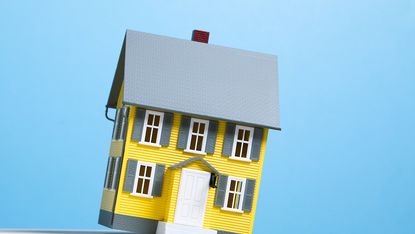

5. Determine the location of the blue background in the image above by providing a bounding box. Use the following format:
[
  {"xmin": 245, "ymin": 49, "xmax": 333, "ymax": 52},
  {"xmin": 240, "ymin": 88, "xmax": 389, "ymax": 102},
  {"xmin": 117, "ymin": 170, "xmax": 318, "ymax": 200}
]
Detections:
[{"xmin": 1, "ymin": 1, "xmax": 414, "ymax": 233}]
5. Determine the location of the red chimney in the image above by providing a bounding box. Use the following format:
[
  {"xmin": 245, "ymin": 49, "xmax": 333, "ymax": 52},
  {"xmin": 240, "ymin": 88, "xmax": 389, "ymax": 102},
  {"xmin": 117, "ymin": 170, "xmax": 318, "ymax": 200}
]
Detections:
[{"xmin": 192, "ymin": 30, "xmax": 210, "ymax": 43}]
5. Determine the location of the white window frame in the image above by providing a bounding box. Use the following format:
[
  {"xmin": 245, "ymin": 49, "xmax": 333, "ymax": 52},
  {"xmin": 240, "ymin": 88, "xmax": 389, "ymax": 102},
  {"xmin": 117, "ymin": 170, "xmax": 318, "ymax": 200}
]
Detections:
[
  {"xmin": 119, "ymin": 107, "xmax": 128, "ymax": 140},
  {"xmin": 222, "ymin": 176, "xmax": 246, "ymax": 213},
  {"xmin": 184, "ymin": 118, "xmax": 209, "ymax": 155},
  {"xmin": 230, "ymin": 125, "xmax": 254, "ymax": 162},
  {"xmin": 104, "ymin": 156, "xmax": 120, "ymax": 190},
  {"xmin": 140, "ymin": 110, "xmax": 164, "ymax": 147},
  {"xmin": 131, "ymin": 161, "xmax": 156, "ymax": 198}
]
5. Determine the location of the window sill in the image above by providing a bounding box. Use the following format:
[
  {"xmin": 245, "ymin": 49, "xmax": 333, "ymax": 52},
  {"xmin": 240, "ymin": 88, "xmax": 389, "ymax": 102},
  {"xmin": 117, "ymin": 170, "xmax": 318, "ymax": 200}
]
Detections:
[
  {"xmin": 184, "ymin": 149, "xmax": 207, "ymax": 155},
  {"xmin": 130, "ymin": 193, "xmax": 154, "ymax": 198},
  {"xmin": 229, "ymin": 156, "xmax": 252, "ymax": 162},
  {"xmin": 104, "ymin": 188, "xmax": 116, "ymax": 192},
  {"xmin": 138, "ymin": 141, "xmax": 162, "ymax": 148},
  {"xmin": 221, "ymin": 207, "xmax": 244, "ymax": 213},
  {"xmin": 111, "ymin": 139, "xmax": 124, "ymax": 143}
]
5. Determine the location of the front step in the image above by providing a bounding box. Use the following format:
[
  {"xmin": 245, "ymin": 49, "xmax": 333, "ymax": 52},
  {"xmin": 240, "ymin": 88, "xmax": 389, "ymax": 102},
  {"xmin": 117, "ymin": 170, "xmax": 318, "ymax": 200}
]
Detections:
[{"xmin": 156, "ymin": 221, "xmax": 217, "ymax": 234}]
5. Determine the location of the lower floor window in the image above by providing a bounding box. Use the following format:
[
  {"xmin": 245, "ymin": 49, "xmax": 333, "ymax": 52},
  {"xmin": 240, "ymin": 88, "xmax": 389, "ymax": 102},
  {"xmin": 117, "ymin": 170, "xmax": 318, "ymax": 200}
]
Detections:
[
  {"xmin": 224, "ymin": 177, "xmax": 246, "ymax": 211},
  {"xmin": 132, "ymin": 162, "xmax": 155, "ymax": 196},
  {"xmin": 104, "ymin": 157, "xmax": 120, "ymax": 190}
]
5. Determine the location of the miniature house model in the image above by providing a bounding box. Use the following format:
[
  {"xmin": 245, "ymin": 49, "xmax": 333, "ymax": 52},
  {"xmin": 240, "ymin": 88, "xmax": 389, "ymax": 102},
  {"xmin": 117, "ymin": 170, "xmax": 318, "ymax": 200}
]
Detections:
[{"xmin": 99, "ymin": 29, "xmax": 280, "ymax": 234}]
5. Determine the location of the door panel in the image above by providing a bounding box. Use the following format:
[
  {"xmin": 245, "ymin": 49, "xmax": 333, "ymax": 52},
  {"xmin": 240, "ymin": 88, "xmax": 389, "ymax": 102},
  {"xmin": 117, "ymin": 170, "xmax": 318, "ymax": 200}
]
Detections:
[{"xmin": 174, "ymin": 169, "xmax": 210, "ymax": 227}]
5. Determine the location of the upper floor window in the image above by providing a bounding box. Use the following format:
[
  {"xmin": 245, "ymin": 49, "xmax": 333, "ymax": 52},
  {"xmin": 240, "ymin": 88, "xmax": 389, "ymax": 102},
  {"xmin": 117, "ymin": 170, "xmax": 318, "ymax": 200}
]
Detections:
[
  {"xmin": 231, "ymin": 125, "xmax": 254, "ymax": 161},
  {"xmin": 186, "ymin": 118, "xmax": 209, "ymax": 154},
  {"xmin": 223, "ymin": 176, "xmax": 246, "ymax": 212},
  {"xmin": 132, "ymin": 162, "xmax": 156, "ymax": 197},
  {"xmin": 141, "ymin": 110, "xmax": 164, "ymax": 146}
]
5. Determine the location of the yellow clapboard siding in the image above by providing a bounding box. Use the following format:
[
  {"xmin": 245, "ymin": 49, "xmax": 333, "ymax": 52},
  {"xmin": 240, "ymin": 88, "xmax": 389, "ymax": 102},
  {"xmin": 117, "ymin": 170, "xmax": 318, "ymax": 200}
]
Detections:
[{"xmin": 114, "ymin": 105, "xmax": 268, "ymax": 234}]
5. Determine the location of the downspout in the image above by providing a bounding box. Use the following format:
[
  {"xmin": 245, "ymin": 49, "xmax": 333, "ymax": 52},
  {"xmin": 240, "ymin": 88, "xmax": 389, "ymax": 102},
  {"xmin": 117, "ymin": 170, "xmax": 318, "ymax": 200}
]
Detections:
[{"xmin": 105, "ymin": 106, "xmax": 115, "ymax": 122}]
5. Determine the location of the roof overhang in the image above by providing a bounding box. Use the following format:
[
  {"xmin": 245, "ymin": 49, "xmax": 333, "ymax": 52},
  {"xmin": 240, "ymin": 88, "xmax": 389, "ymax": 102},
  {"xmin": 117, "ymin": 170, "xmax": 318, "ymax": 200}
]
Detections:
[
  {"xmin": 169, "ymin": 156, "xmax": 220, "ymax": 175},
  {"xmin": 107, "ymin": 30, "xmax": 280, "ymax": 130}
]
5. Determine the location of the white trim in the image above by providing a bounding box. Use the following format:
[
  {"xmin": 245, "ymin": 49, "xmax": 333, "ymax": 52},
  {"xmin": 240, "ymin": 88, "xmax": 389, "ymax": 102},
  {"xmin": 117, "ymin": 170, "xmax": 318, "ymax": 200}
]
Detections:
[
  {"xmin": 111, "ymin": 139, "xmax": 124, "ymax": 143},
  {"xmin": 140, "ymin": 110, "xmax": 164, "ymax": 146},
  {"xmin": 185, "ymin": 118, "xmax": 209, "ymax": 154},
  {"xmin": 223, "ymin": 176, "xmax": 246, "ymax": 212},
  {"xmin": 221, "ymin": 207, "xmax": 244, "ymax": 213},
  {"xmin": 130, "ymin": 193, "xmax": 154, "ymax": 198},
  {"xmin": 119, "ymin": 107, "xmax": 128, "ymax": 140},
  {"xmin": 229, "ymin": 156, "xmax": 252, "ymax": 162},
  {"xmin": 104, "ymin": 157, "xmax": 112, "ymax": 189},
  {"xmin": 131, "ymin": 161, "xmax": 156, "ymax": 198},
  {"xmin": 183, "ymin": 149, "xmax": 207, "ymax": 155},
  {"xmin": 231, "ymin": 125, "xmax": 254, "ymax": 160},
  {"xmin": 104, "ymin": 156, "xmax": 121, "ymax": 190},
  {"xmin": 174, "ymin": 168, "xmax": 210, "ymax": 227},
  {"xmin": 139, "ymin": 141, "xmax": 162, "ymax": 148},
  {"xmin": 110, "ymin": 157, "xmax": 120, "ymax": 190}
]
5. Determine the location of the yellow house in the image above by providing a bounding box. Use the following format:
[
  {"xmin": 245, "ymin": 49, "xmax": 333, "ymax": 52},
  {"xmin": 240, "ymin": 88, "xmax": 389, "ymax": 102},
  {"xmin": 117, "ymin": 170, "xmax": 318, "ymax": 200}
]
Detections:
[{"xmin": 98, "ymin": 30, "xmax": 280, "ymax": 234}]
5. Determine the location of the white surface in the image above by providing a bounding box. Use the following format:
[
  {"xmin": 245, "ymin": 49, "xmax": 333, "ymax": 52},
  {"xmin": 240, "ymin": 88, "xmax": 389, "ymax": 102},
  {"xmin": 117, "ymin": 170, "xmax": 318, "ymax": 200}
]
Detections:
[
  {"xmin": 156, "ymin": 222, "xmax": 217, "ymax": 234},
  {"xmin": 174, "ymin": 169, "xmax": 210, "ymax": 227}
]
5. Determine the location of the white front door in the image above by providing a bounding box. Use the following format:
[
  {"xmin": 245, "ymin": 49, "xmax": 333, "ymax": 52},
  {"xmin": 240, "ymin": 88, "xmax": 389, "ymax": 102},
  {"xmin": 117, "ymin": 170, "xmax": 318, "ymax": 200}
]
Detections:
[{"xmin": 174, "ymin": 168, "xmax": 210, "ymax": 227}]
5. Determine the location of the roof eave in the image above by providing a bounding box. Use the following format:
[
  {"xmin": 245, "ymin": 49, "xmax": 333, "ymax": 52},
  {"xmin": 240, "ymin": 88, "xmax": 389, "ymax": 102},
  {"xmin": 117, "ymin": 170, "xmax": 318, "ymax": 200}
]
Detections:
[
  {"xmin": 123, "ymin": 102, "xmax": 281, "ymax": 130},
  {"xmin": 106, "ymin": 34, "xmax": 127, "ymax": 109}
]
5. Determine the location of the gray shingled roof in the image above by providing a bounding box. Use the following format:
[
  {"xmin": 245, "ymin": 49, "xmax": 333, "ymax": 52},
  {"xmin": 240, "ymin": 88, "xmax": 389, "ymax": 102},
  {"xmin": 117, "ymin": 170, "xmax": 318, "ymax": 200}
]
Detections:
[{"xmin": 107, "ymin": 30, "xmax": 280, "ymax": 130}]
